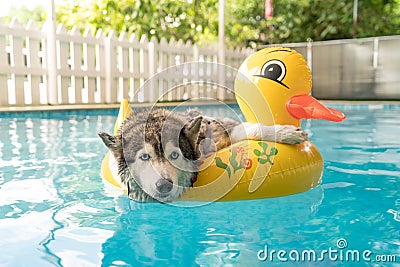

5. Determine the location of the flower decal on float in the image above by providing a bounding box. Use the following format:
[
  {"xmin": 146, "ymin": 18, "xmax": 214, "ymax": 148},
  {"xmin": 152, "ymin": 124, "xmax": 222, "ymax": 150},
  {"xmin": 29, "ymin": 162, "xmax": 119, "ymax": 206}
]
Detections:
[{"xmin": 215, "ymin": 142, "xmax": 277, "ymax": 178}]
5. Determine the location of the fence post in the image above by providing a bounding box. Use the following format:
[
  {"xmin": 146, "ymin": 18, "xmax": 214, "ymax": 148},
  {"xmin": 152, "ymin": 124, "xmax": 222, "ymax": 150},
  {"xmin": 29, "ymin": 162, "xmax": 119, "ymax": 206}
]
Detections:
[
  {"xmin": 9, "ymin": 19, "xmax": 25, "ymax": 106},
  {"xmin": 373, "ymin": 37, "xmax": 379, "ymax": 69},
  {"xmin": 0, "ymin": 21, "xmax": 8, "ymax": 106},
  {"xmin": 118, "ymin": 32, "xmax": 129, "ymax": 100},
  {"xmin": 26, "ymin": 21, "xmax": 42, "ymax": 105},
  {"xmin": 217, "ymin": 61, "xmax": 226, "ymax": 100},
  {"xmin": 104, "ymin": 31, "xmax": 117, "ymax": 103},
  {"xmin": 45, "ymin": 0, "xmax": 58, "ymax": 104},
  {"xmin": 70, "ymin": 26, "xmax": 83, "ymax": 104},
  {"xmin": 191, "ymin": 44, "xmax": 200, "ymax": 99},
  {"xmin": 96, "ymin": 29, "xmax": 106, "ymax": 103},
  {"xmin": 129, "ymin": 34, "xmax": 139, "ymax": 102},
  {"xmin": 306, "ymin": 38, "xmax": 313, "ymax": 72},
  {"xmin": 83, "ymin": 28, "xmax": 96, "ymax": 103},
  {"xmin": 147, "ymin": 36, "xmax": 156, "ymax": 103},
  {"xmin": 56, "ymin": 24, "xmax": 70, "ymax": 104},
  {"xmin": 217, "ymin": 0, "xmax": 226, "ymax": 101}
]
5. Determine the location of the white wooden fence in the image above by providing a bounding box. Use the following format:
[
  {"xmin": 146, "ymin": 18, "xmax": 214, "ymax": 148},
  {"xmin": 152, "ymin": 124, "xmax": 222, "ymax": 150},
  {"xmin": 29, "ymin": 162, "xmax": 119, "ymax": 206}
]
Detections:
[{"xmin": 0, "ymin": 18, "xmax": 252, "ymax": 107}]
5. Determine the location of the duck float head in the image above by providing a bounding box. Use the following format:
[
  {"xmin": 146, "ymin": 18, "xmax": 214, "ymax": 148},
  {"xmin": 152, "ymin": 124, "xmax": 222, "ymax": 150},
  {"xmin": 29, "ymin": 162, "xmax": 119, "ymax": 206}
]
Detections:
[{"xmin": 235, "ymin": 47, "xmax": 345, "ymax": 127}]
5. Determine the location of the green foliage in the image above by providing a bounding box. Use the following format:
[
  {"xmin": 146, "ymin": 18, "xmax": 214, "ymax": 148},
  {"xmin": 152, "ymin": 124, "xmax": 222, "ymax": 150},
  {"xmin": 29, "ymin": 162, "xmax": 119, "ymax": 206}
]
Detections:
[
  {"xmin": 225, "ymin": 0, "xmax": 267, "ymax": 47},
  {"xmin": 356, "ymin": 0, "xmax": 400, "ymax": 37},
  {"xmin": 256, "ymin": 0, "xmax": 400, "ymax": 44},
  {"xmin": 56, "ymin": 0, "xmax": 219, "ymax": 44},
  {"xmin": 1, "ymin": 0, "xmax": 399, "ymax": 47},
  {"xmin": 2, "ymin": 5, "xmax": 46, "ymax": 27}
]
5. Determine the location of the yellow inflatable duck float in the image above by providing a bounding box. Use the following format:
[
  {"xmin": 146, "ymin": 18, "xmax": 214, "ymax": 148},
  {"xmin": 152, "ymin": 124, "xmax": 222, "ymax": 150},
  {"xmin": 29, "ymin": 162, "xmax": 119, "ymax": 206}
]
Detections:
[{"xmin": 100, "ymin": 47, "xmax": 345, "ymax": 202}]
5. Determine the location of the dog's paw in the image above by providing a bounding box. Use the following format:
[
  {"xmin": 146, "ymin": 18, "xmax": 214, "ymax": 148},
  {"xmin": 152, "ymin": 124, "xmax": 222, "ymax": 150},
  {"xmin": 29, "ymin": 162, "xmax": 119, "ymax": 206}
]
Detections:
[{"xmin": 275, "ymin": 125, "xmax": 309, "ymax": 144}]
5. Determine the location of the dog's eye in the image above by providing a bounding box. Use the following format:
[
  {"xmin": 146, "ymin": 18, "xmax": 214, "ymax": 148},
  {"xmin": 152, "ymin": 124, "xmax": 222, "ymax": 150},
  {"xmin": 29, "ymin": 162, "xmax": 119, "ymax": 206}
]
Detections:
[
  {"xmin": 139, "ymin": 153, "xmax": 151, "ymax": 161},
  {"xmin": 170, "ymin": 151, "xmax": 179, "ymax": 160}
]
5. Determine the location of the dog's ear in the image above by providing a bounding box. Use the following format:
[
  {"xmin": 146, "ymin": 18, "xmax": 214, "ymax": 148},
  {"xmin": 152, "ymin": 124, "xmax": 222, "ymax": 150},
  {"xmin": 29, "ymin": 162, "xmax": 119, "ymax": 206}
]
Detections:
[
  {"xmin": 183, "ymin": 116, "xmax": 202, "ymax": 149},
  {"xmin": 98, "ymin": 131, "xmax": 123, "ymax": 159}
]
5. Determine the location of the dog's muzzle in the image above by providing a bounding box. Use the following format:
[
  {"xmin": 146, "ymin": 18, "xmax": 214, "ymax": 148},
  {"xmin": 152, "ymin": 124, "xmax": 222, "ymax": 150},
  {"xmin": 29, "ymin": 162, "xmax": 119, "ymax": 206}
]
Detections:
[{"xmin": 156, "ymin": 178, "xmax": 173, "ymax": 194}]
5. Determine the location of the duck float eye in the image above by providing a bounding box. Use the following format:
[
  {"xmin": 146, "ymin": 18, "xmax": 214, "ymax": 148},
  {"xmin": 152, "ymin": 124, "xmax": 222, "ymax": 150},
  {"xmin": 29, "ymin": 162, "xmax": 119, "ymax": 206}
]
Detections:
[{"xmin": 260, "ymin": 60, "xmax": 286, "ymax": 83}]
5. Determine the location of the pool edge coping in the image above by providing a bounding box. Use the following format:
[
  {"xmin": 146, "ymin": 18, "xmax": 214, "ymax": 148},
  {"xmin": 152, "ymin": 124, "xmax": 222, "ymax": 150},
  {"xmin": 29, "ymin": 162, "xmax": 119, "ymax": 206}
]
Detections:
[
  {"xmin": 0, "ymin": 100, "xmax": 238, "ymax": 113},
  {"xmin": 0, "ymin": 100, "xmax": 399, "ymax": 113}
]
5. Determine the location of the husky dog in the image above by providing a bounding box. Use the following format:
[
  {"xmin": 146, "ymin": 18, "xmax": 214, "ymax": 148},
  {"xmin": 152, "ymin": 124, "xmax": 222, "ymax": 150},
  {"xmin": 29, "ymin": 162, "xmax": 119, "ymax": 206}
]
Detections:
[{"xmin": 98, "ymin": 107, "xmax": 308, "ymax": 203}]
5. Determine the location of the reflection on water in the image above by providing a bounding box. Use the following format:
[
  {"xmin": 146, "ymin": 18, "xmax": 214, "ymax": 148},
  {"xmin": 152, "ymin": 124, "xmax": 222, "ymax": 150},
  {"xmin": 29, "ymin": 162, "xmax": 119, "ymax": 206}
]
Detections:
[
  {"xmin": 0, "ymin": 105, "xmax": 399, "ymax": 266},
  {"xmin": 101, "ymin": 188, "xmax": 323, "ymax": 267},
  {"xmin": 0, "ymin": 114, "xmax": 117, "ymax": 266}
]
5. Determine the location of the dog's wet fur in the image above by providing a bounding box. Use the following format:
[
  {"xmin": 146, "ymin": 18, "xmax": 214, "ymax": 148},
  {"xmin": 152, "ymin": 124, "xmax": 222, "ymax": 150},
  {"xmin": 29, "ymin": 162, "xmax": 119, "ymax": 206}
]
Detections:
[{"xmin": 99, "ymin": 107, "xmax": 308, "ymax": 203}]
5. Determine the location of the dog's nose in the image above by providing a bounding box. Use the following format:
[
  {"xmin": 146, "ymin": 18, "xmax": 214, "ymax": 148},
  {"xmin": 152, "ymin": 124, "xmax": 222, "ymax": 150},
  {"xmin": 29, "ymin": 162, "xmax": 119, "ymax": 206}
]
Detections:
[{"xmin": 156, "ymin": 178, "xmax": 173, "ymax": 193}]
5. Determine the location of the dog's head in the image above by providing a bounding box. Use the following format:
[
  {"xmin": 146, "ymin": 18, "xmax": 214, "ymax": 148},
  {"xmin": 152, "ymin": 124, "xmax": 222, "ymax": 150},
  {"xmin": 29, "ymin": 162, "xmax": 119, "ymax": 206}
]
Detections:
[{"xmin": 99, "ymin": 108, "xmax": 202, "ymax": 202}]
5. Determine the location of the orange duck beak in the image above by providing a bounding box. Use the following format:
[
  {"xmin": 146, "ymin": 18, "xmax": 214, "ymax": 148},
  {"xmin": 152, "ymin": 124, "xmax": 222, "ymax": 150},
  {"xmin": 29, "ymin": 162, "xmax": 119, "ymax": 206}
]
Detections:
[{"xmin": 286, "ymin": 95, "xmax": 346, "ymax": 122}]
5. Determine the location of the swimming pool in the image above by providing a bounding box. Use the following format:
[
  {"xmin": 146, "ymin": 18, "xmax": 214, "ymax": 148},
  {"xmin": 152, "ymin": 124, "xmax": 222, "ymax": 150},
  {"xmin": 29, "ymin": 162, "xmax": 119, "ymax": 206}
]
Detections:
[{"xmin": 0, "ymin": 103, "xmax": 399, "ymax": 266}]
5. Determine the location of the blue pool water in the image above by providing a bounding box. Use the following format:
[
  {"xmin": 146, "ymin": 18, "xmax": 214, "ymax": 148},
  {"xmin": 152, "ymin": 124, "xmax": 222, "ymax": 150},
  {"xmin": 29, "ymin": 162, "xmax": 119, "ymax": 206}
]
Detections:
[{"xmin": 0, "ymin": 104, "xmax": 399, "ymax": 266}]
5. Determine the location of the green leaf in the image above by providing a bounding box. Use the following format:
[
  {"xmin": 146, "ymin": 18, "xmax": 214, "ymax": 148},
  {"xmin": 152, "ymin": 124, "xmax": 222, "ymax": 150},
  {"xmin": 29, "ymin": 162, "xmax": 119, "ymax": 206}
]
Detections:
[
  {"xmin": 258, "ymin": 158, "xmax": 268, "ymax": 164},
  {"xmin": 253, "ymin": 149, "xmax": 261, "ymax": 157},
  {"xmin": 226, "ymin": 167, "xmax": 231, "ymax": 178},
  {"xmin": 258, "ymin": 141, "xmax": 269, "ymax": 153},
  {"xmin": 215, "ymin": 157, "xmax": 228, "ymax": 169},
  {"xmin": 270, "ymin": 147, "xmax": 278, "ymax": 156},
  {"xmin": 215, "ymin": 157, "xmax": 232, "ymax": 178},
  {"xmin": 229, "ymin": 153, "xmax": 239, "ymax": 169}
]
